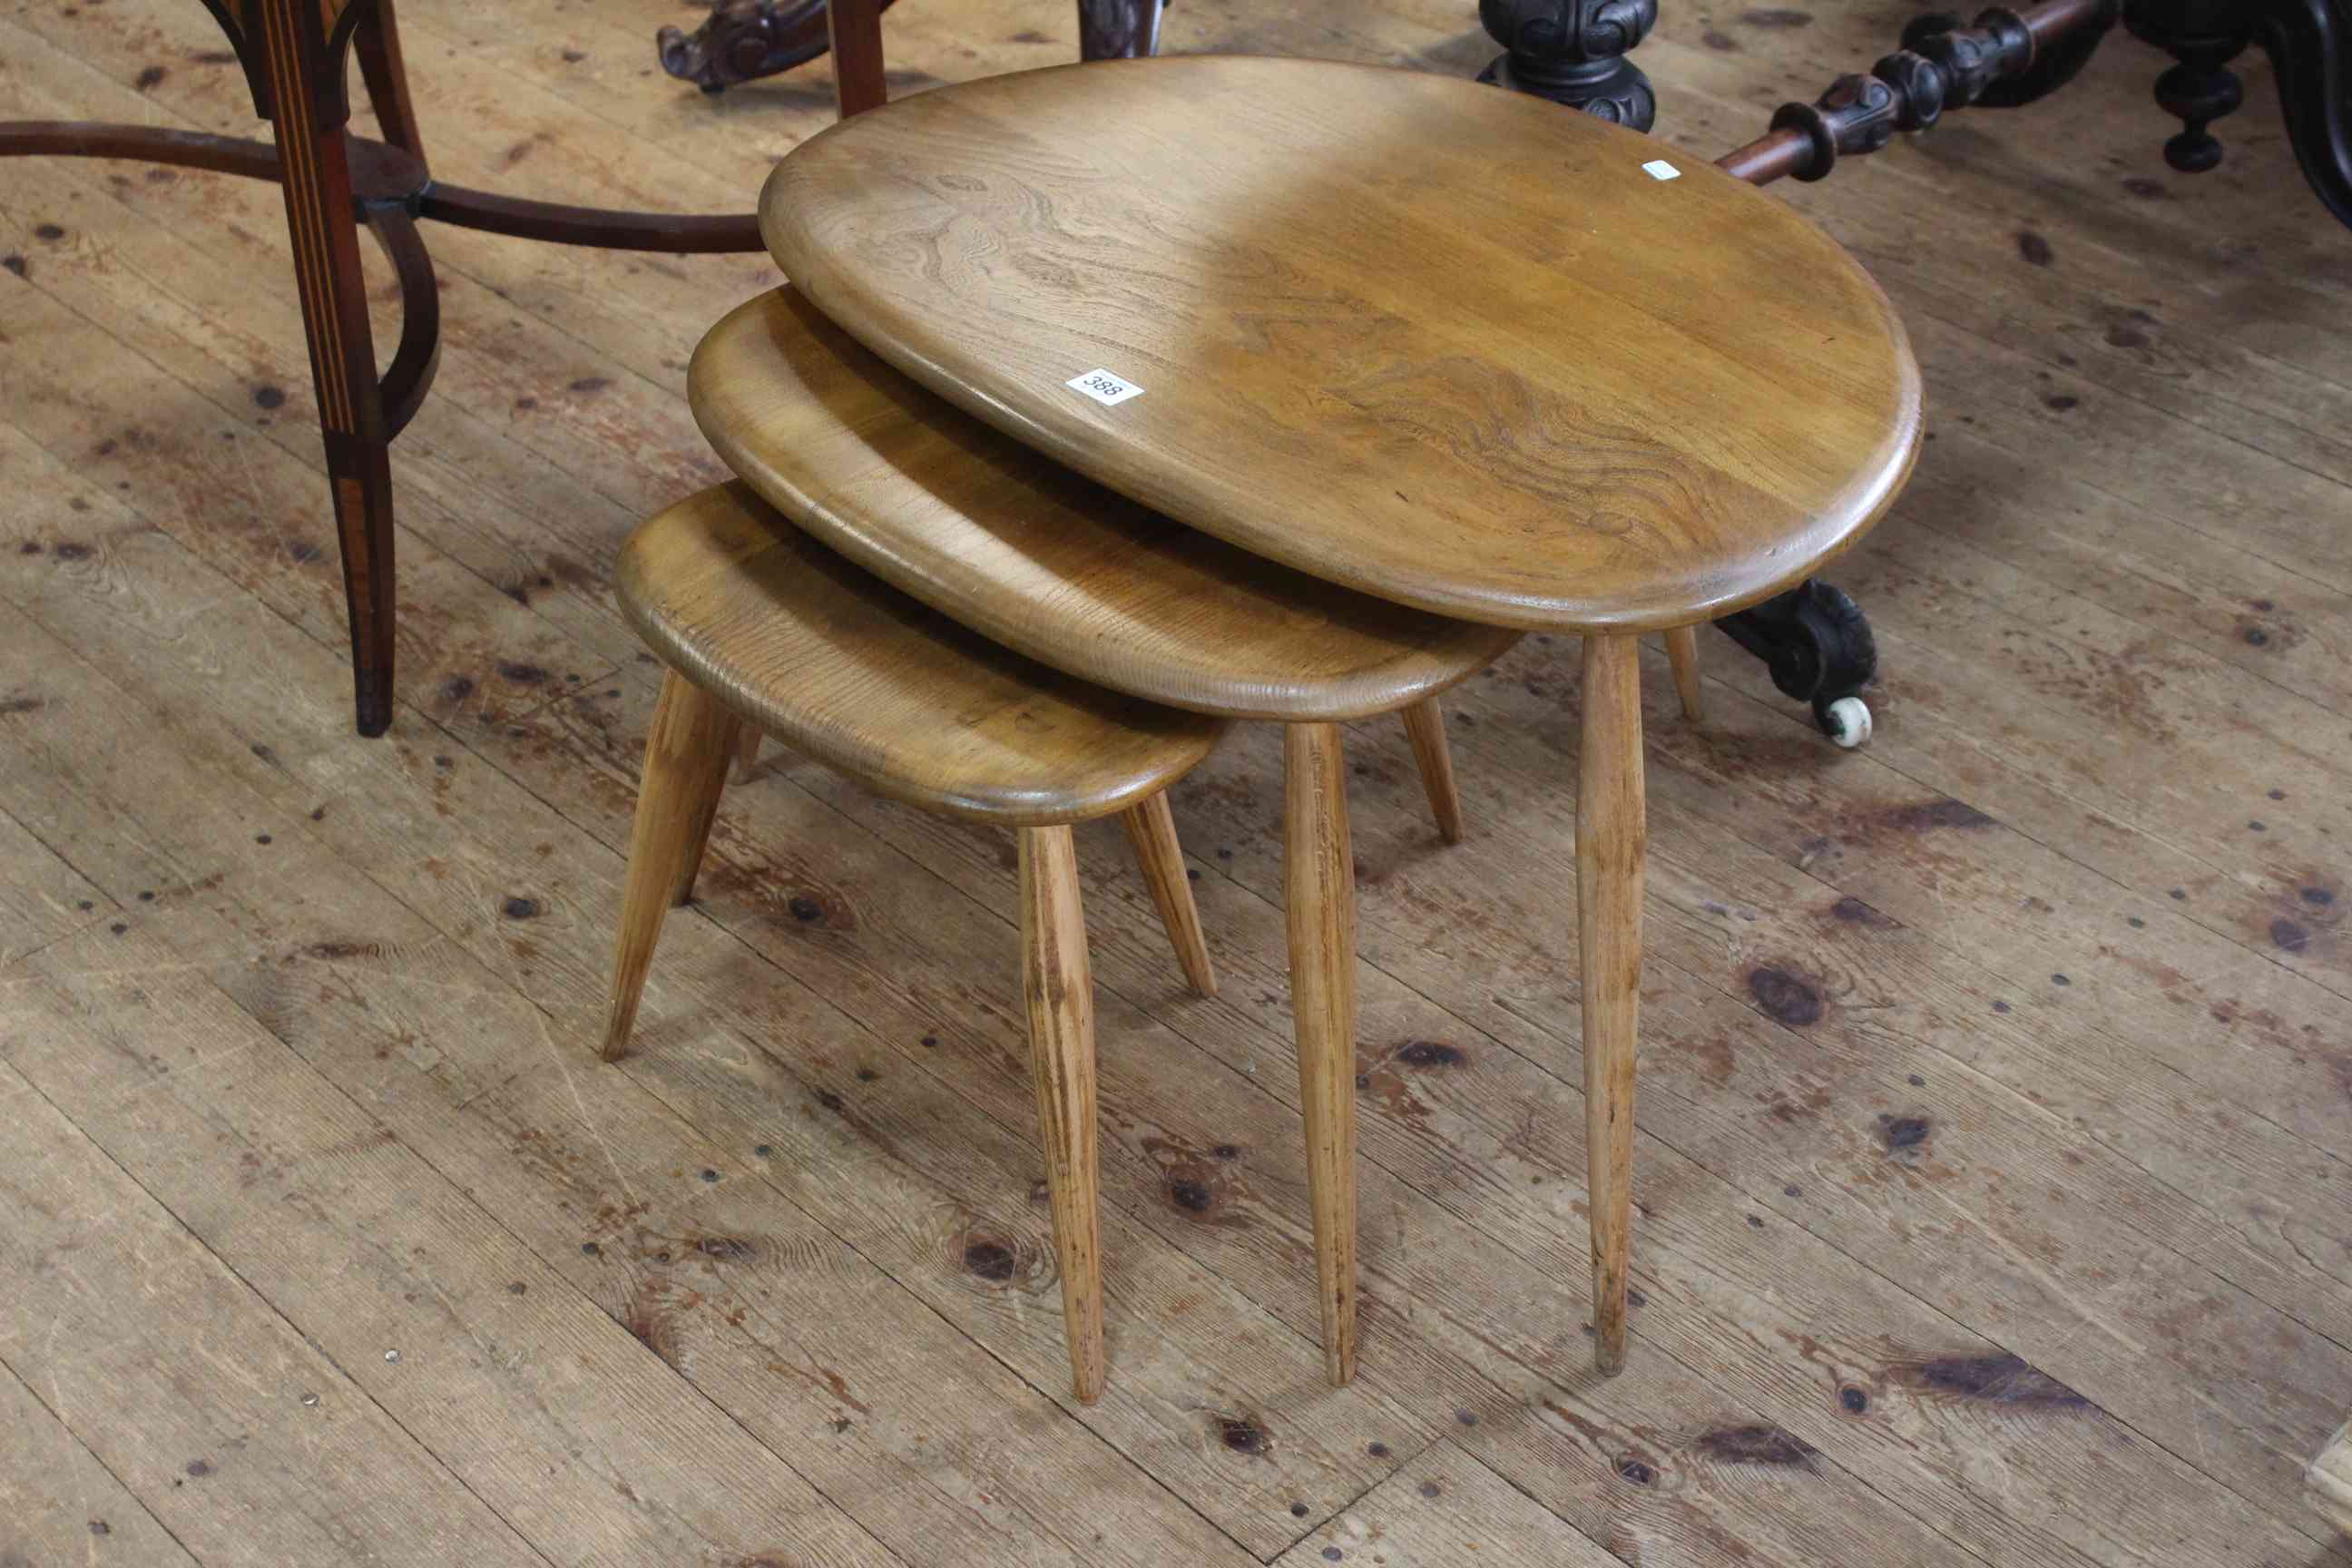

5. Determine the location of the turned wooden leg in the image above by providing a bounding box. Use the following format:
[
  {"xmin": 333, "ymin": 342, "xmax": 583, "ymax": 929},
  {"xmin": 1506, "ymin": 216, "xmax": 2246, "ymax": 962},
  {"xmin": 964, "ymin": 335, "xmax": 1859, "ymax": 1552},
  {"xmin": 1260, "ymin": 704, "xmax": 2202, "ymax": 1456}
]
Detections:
[
  {"xmin": 254, "ymin": 0, "xmax": 397, "ymax": 735},
  {"xmin": 1120, "ymin": 791, "xmax": 1216, "ymax": 996},
  {"xmin": 1664, "ymin": 624, "xmax": 1703, "ymax": 723},
  {"xmin": 603, "ymin": 672, "xmax": 740, "ymax": 1062},
  {"xmin": 1284, "ymin": 721, "xmax": 1357, "ymax": 1385},
  {"xmin": 1019, "ymin": 824, "xmax": 1106, "ymax": 1404},
  {"xmin": 1398, "ymin": 696, "xmax": 1466, "ymax": 844},
  {"xmin": 353, "ymin": 0, "xmax": 426, "ymax": 161},
  {"xmin": 1578, "ymin": 634, "xmax": 1645, "ymax": 1375},
  {"xmin": 731, "ymin": 725, "xmax": 762, "ymax": 785}
]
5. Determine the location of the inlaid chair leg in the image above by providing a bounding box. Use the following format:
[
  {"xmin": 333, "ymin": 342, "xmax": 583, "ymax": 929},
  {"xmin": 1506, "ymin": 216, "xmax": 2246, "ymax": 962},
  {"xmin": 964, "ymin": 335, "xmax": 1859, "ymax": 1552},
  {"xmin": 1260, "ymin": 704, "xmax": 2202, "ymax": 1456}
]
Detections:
[
  {"xmin": 353, "ymin": 0, "xmax": 426, "ymax": 160},
  {"xmin": 1398, "ymin": 696, "xmax": 1465, "ymax": 844},
  {"xmin": 731, "ymin": 725, "xmax": 763, "ymax": 785},
  {"xmin": 1285, "ymin": 721, "xmax": 1357, "ymax": 1385},
  {"xmin": 1663, "ymin": 624, "xmax": 1703, "ymax": 723},
  {"xmin": 1120, "ymin": 791, "xmax": 1216, "ymax": 996},
  {"xmin": 255, "ymin": 0, "xmax": 397, "ymax": 734},
  {"xmin": 1578, "ymin": 634, "xmax": 1646, "ymax": 1375},
  {"xmin": 603, "ymin": 672, "xmax": 740, "ymax": 1063},
  {"xmin": 1019, "ymin": 824, "xmax": 1106, "ymax": 1404}
]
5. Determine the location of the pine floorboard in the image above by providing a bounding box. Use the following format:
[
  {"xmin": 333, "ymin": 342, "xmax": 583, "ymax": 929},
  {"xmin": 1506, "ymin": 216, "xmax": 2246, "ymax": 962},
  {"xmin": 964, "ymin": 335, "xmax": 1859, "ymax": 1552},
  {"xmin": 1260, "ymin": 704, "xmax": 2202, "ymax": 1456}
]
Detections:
[{"xmin": 5, "ymin": 2, "xmax": 2351, "ymax": 1563}]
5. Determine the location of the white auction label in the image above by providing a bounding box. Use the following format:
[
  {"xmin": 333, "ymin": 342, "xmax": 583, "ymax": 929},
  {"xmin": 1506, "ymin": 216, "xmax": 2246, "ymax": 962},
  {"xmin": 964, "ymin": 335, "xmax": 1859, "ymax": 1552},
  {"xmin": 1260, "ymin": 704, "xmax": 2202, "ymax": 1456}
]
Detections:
[
  {"xmin": 1642, "ymin": 159, "xmax": 1681, "ymax": 181},
  {"xmin": 1066, "ymin": 368, "xmax": 1145, "ymax": 406}
]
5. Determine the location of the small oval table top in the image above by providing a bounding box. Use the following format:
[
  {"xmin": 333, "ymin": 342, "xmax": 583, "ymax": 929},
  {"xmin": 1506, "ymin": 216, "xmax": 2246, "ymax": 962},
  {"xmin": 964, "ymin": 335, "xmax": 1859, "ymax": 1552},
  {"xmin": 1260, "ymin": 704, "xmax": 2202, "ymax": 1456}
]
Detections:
[
  {"xmin": 761, "ymin": 55, "xmax": 1922, "ymax": 633},
  {"xmin": 689, "ymin": 287, "xmax": 1521, "ymax": 721},
  {"xmin": 617, "ymin": 482, "xmax": 1227, "ymax": 825}
]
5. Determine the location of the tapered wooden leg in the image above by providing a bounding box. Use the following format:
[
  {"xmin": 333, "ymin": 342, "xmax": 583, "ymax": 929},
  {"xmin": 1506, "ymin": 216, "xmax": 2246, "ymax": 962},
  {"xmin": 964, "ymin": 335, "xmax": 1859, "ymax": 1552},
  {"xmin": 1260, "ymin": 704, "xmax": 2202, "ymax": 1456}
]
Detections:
[
  {"xmin": 1019, "ymin": 824, "xmax": 1105, "ymax": 1405},
  {"xmin": 1398, "ymin": 696, "xmax": 1466, "ymax": 844},
  {"xmin": 671, "ymin": 714, "xmax": 745, "ymax": 909},
  {"xmin": 1578, "ymin": 634, "xmax": 1646, "ymax": 1375},
  {"xmin": 731, "ymin": 725, "xmax": 762, "ymax": 785},
  {"xmin": 1120, "ymin": 791, "xmax": 1216, "ymax": 997},
  {"xmin": 1284, "ymin": 721, "xmax": 1357, "ymax": 1385},
  {"xmin": 1664, "ymin": 624, "xmax": 1703, "ymax": 723},
  {"xmin": 353, "ymin": 0, "xmax": 426, "ymax": 160},
  {"xmin": 603, "ymin": 672, "xmax": 740, "ymax": 1063},
  {"xmin": 255, "ymin": 0, "xmax": 397, "ymax": 735}
]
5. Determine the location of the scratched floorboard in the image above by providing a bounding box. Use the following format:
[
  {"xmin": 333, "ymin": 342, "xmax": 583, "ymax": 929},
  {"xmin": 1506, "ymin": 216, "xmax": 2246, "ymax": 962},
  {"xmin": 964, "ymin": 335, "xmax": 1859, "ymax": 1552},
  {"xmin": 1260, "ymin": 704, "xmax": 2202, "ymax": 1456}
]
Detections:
[{"xmin": 5, "ymin": 2, "xmax": 2352, "ymax": 1565}]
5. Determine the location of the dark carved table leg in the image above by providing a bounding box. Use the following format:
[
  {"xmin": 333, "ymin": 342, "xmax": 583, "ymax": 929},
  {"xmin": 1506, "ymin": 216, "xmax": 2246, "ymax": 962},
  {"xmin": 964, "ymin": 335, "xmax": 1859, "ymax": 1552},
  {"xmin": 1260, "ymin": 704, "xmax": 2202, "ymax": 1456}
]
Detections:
[
  {"xmin": 1476, "ymin": 0, "xmax": 1658, "ymax": 127},
  {"xmin": 2127, "ymin": 0, "xmax": 2352, "ymax": 222},
  {"xmin": 2127, "ymin": 1, "xmax": 2247, "ymax": 171}
]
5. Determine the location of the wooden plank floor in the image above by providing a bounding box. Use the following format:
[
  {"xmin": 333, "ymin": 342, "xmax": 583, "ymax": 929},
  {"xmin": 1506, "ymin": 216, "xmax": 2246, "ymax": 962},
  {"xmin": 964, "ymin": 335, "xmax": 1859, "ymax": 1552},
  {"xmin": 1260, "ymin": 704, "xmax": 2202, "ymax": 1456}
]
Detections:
[{"xmin": 5, "ymin": 1, "xmax": 2352, "ymax": 1563}]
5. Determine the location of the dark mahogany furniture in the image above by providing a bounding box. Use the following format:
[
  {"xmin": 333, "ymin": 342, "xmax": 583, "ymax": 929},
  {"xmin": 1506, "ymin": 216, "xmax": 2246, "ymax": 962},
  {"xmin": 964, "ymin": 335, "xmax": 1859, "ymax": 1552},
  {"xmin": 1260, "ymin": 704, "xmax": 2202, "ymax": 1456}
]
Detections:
[
  {"xmin": 659, "ymin": 0, "xmax": 1164, "ymax": 93},
  {"xmin": 0, "ymin": 0, "xmax": 881, "ymax": 736}
]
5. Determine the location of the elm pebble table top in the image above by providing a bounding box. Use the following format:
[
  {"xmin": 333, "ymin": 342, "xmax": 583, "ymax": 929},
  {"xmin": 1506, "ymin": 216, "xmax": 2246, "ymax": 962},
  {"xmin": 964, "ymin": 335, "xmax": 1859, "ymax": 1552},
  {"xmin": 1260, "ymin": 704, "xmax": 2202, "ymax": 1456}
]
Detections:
[
  {"xmin": 688, "ymin": 286, "xmax": 1521, "ymax": 721},
  {"xmin": 760, "ymin": 54, "xmax": 1923, "ymax": 633}
]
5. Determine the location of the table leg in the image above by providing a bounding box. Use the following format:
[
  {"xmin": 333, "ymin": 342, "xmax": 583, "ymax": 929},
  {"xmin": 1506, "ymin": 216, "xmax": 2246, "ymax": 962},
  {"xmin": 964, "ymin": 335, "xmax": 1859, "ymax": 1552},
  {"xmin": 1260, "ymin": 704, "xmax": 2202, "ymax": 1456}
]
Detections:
[
  {"xmin": 1664, "ymin": 624, "xmax": 1703, "ymax": 722},
  {"xmin": 1020, "ymin": 823, "xmax": 1107, "ymax": 1405},
  {"xmin": 605, "ymin": 673, "xmax": 741, "ymax": 1062},
  {"xmin": 1285, "ymin": 720, "xmax": 1358, "ymax": 1385},
  {"xmin": 1578, "ymin": 633, "xmax": 1645, "ymax": 1375},
  {"xmin": 1121, "ymin": 792, "xmax": 1218, "ymax": 997},
  {"xmin": 255, "ymin": 0, "xmax": 399, "ymax": 736},
  {"xmin": 1399, "ymin": 697, "xmax": 1467, "ymax": 845}
]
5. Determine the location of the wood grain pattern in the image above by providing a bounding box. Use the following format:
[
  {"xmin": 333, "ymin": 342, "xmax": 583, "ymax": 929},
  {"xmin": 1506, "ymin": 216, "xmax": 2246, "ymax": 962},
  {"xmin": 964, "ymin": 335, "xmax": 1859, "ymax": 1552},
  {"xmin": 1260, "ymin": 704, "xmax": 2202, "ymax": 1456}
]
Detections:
[
  {"xmin": 12, "ymin": 5, "xmax": 2352, "ymax": 1565},
  {"xmin": 1576, "ymin": 633, "xmax": 1645, "ymax": 1374},
  {"xmin": 1020, "ymin": 822, "xmax": 1108, "ymax": 1403},
  {"xmin": 1664, "ymin": 623, "xmax": 1704, "ymax": 721},
  {"xmin": 0, "ymin": 1014, "xmax": 549, "ymax": 1568},
  {"xmin": 604, "ymin": 670, "xmax": 740, "ymax": 1061},
  {"xmin": 615, "ymin": 483, "xmax": 1226, "ymax": 826},
  {"xmin": 1284, "ymin": 720, "xmax": 1358, "ymax": 1386},
  {"xmin": 1274, "ymin": 1441, "xmax": 1621, "ymax": 1567},
  {"xmin": 1121, "ymin": 790, "xmax": 1217, "ymax": 996},
  {"xmin": 690, "ymin": 288, "xmax": 1520, "ymax": 721},
  {"xmin": 763, "ymin": 56, "xmax": 1922, "ymax": 632}
]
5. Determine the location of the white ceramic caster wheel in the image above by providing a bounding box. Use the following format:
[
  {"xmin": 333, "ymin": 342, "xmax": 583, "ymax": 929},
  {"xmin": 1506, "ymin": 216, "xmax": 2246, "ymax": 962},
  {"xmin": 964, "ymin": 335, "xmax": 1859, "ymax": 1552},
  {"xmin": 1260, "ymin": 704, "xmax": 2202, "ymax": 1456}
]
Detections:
[{"xmin": 1821, "ymin": 697, "xmax": 1872, "ymax": 750}]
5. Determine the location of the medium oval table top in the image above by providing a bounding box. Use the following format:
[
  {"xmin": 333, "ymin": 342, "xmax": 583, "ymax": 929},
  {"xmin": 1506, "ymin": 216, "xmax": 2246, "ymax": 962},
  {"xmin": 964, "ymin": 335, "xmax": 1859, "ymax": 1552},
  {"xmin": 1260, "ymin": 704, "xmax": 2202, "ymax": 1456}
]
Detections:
[
  {"xmin": 761, "ymin": 55, "xmax": 1922, "ymax": 633},
  {"xmin": 617, "ymin": 482, "xmax": 1227, "ymax": 825},
  {"xmin": 689, "ymin": 287, "xmax": 1520, "ymax": 721}
]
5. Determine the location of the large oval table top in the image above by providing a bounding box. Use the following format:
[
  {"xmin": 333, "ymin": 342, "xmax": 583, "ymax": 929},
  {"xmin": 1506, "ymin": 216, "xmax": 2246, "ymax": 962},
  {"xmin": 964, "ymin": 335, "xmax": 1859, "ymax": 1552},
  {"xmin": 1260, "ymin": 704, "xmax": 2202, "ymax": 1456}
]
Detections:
[
  {"xmin": 760, "ymin": 55, "xmax": 1922, "ymax": 633},
  {"xmin": 690, "ymin": 287, "xmax": 1519, "ymax": 721}
]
